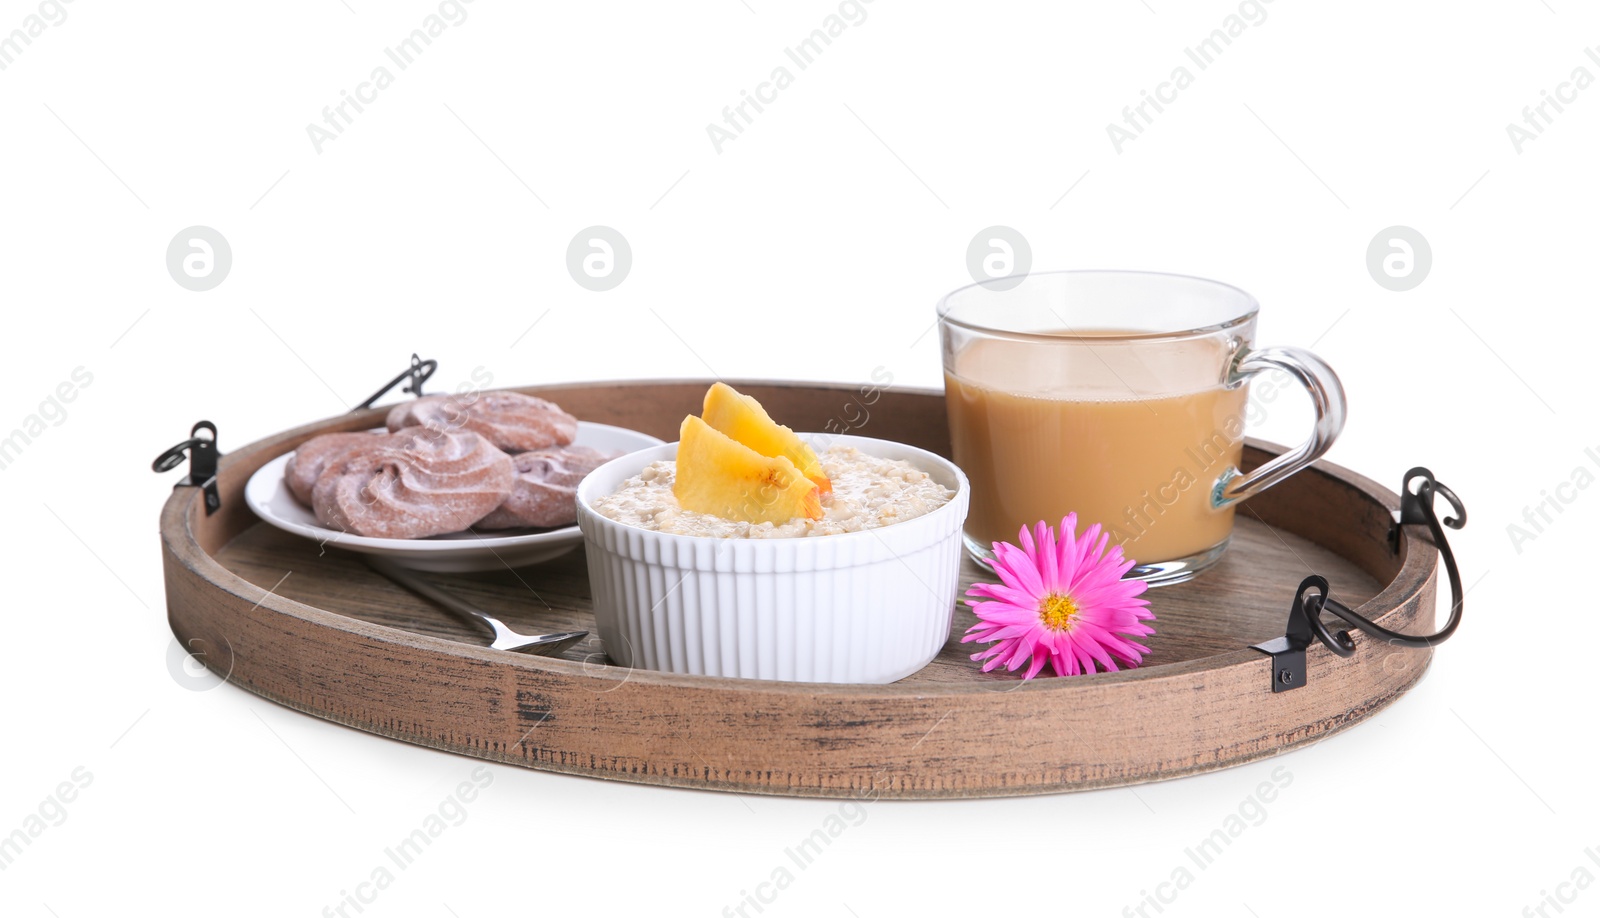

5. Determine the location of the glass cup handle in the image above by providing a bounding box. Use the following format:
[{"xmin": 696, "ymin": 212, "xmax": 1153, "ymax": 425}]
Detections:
[{"xmin": 1214, "ymin": 346, "xmax": 1347, "ymax": 506}]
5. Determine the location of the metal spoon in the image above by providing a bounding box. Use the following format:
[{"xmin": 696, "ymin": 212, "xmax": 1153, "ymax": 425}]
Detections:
[{"xmin": 364, "ymin": 556, "xmax": 588, "ymax": 657}]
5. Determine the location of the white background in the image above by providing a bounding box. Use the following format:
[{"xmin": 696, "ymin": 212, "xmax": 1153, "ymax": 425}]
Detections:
[{"xmin": 2, "ymin": 0, "xmax": 1595, "ymax": 915}]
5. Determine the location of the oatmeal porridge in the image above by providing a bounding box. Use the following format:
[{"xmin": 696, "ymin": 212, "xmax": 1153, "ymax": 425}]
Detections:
[{"xmin": 592, "ymin": 444, "xmax": 954, "ymax": 538}]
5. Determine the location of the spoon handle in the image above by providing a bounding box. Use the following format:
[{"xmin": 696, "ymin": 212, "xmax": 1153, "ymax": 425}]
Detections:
[{"xmin": 364, "ymin": 556, "xmax": 499, "ymax": 639}]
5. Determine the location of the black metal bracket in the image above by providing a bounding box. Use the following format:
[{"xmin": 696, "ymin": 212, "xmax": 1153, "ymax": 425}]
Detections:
[
  {"xmin": 1252, "ymin": 579, "xmax": 1317, "ymax": 692},
  {"xmin": 1253, "ymin": 467, "xmax": 1467, "ymax": 692},
  {"xmin": 152, "ymin": 421, "xmax": 222, "ymax": 515},
  {"xmin": 352, "ymin": 354, "xmax": 437, "ymax": 412}
]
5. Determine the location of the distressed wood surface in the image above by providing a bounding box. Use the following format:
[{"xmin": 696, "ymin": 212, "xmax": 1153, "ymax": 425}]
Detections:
[{"xmin": 159, "ymin": 380, "xmax": 1438, "ymax": 799}]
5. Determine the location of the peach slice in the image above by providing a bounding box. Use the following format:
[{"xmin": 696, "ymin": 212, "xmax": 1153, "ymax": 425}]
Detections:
[
  {"xmin": 673, "ymin": 416, "xmax": 823, "ymax": 524},
  {"xmin": 701, "ymin": 382, "xmax": 832, "ymax": 494}
]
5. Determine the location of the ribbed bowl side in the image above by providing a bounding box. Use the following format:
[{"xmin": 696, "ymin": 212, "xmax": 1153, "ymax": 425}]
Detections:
[{"xmin": 579, "ymin": 470, "xmax": 968, "ymax": 684}]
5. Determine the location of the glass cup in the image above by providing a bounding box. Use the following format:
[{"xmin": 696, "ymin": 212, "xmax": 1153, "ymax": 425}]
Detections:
[{"xmin": 938, "ymin": 270, "xmax": 1346, "ymax": 585}]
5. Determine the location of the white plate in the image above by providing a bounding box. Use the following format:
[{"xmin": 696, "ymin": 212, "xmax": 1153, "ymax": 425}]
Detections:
[{"xmin": 244, "ymin": 421, "xmax": 664, "ymax": 573}]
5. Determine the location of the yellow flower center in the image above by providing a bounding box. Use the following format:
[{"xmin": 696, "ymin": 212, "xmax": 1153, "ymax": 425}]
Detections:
[{"xmin": 1038, "ymin": 592, "xmax": 1079, "ymax": 632}]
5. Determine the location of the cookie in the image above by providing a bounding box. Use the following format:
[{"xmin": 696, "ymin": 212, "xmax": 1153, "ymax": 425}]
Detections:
[
  {"xmin": 284, "ymin": 432, "xmax": 382, "ymax": 506},
  {"xmin": 476, "ymin": 445, "xmax": 619, "ymax": 530},
  {"xmin": 311, "ymin": 429, "xmax": 514, "ymax": 539},
  {"xmin": 386, "ymin": 392, "xmax": 577, "ymax": 453}
]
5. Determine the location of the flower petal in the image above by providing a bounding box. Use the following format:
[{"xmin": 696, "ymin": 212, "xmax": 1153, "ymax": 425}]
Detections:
[
  {"xmin": 1023, "ymin": 652, "xmax": 1049, "ymax": 680},
  {"xmin": 1037, "ymin": 520, "xmax": 1059, "ymax": 592}
]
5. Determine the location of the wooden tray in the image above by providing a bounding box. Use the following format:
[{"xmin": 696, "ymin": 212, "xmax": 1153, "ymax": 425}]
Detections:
[{"xmin": 159, "ymin": 380, "xmax": 1438, "ymax": 799}]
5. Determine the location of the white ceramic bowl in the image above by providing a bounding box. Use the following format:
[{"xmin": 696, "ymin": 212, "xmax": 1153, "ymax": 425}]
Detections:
[{"xmin": 575, "ymin": 434, "xmax": 970, "ymax": 684}]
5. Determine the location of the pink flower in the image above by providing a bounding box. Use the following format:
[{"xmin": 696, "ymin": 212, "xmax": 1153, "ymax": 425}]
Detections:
[{"xmin": 961, "ymin": 514, "xmax": 1154, "ymax": 679}]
